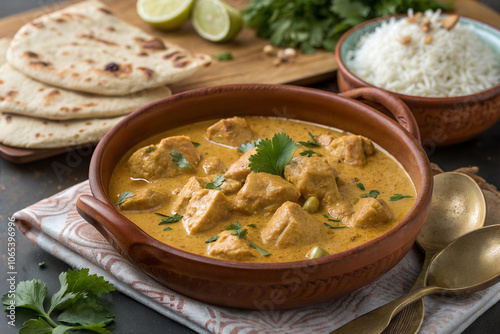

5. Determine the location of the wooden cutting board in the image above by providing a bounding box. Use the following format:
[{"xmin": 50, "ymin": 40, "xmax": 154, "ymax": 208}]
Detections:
[{"xmin": 0, "ymin": 0, "xmax": 499, "ymax": 163}]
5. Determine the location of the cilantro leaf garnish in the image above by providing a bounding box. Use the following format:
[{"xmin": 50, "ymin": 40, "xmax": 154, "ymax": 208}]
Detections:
[
  {"xmin": 170, "ymin": 150, "xmax": 191, "ymax": 169},
  {"xmin": 298, "ymin": 132, "xmax": 320, "ymax": 147},
  {"xmin": 248, "ymin": 132, "xmax": 296, "ymax": 177},
  {"xmin": 360, "ymin": 190, "xmax": 380, "ymax": 199},
  {"xmin": 163, "ymin": 227, "xmax": 173, "ymax": 231},
  {"xmin": 239, "ymin": 139, "xmax": 262, "ymax": 153},
  {"xmin": 224, "ymin": 222, "xmax": 271, "ymax": 256},
  {"xmin": 116, "ymin": 191, "xmax": 135, "ymax": 206},
  {"xmin": 247, "ymin": 224, "xmax": 257, "ymax": 228},
  {"xmin": 225, "ymin": 222, "xmax": 248, "ymax": 238},
  {"xmin": 205, "ymin": 235, "xmax": 219, "ymax": 243},
  {"xmin": 356, "ymin": 182, "xmax": 365, "ymax": 191},
  {"xmin": 206, "ymin": 174, "xmax": 225, "ymax": 190},
  {"xmin": 390, "ymin": 194, "xmax": 412, "ymax": 201},
  {"xmin": 324, "ymin": 222, "xmax": 347, "ymax": 229},
  {"xmin": 300, "ymin": 149, "xmax": 322, "ymax": 157},
  {"xmin": 145, "ymin": 146, "xmax": 155, "ymax": 153},
  {"xmin": 248, "ymin": 240, "xmax": 272, "ymax": 256},
  {"xmin": 1, "ymin": 268, "xmax": 115, "ymax": 333},
  {"xmin": 322, "ymin": 214, "xmax": 341, "ymax": 223},
  {"xmin": 191, "ymin": 141, "xmax": 200, "ymax": 147},
  {"xmin": 155, "ymin": 212, "xmax": 183, "ymax": 225}
]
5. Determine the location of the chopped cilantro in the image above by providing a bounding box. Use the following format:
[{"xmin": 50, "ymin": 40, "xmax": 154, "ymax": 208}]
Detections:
[
  {"xmin": 170, "ymin": 151, "xmax": 191, "ymax": 169},
  {"xmin": 145, "ymin": 146, "xmax": 155, "ymax": 153},
  {"xmin": 356, "ymin": 182, "xmax": 365, "ymax": 191},
  {"xmin": 248, "ymin": 240, "xmax": 272, "ymax": 256},
  {"xmin": 191, "ymin": 141, "xmax": 200, "ymax": 147},
  {"xmin": 324, "ymin": 222, "xmax": 347, "ymax": 229},
  {"xmin": 297, "ymin": 132, "xmax": 320, "ymax": 147},
  {"xmin": 163, "ymin": 227, "xmax": 173, "ymax": 231},
  {"xmin": 155, "ymin": 212, "xmax": 183, "ymax": 225},
  {"xmin": 206, "ymin": 174, "xmax": 225, "ymax": 190},
  {"xmin": 248, "ymin": 132, "xmax": 296, "ymax": 177},
  {"xmin": 239, "ymin": 139, "xmax": 261, "ymax": 153},
  {"xmin": 205, "ymin": 235, "xmax": 219, "ymax": 243},
  {"xmin": 247, "ymin": 224, "xmax": 257, "ymax": 228},
  {"xmin": 224, "ymin": 222, "xmax": 271, "ymax": 256},
  {"xmin": 116, "ymin": 191, "xmax": 135, "ymax": 206},
  {"xmin": 390, "ymin": 194, "xmax": 413, "ymax": 201},
  {"xmin": 360, "ymin": 190, "xmax": 380, "ymax": 199},
  {"xmin": 300, "ymin": 149, "xmax": 322, "ymax": 157}
]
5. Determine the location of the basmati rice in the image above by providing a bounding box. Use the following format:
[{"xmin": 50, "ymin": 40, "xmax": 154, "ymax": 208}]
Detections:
[{"xmin": 346, "ymin": 10, "xmax": 500, "ymax": 97}]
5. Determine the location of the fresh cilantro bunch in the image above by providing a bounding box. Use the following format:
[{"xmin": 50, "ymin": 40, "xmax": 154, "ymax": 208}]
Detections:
[
  {"xmin": 2, "ymin": 268, "xmax": 115, "ymax": 333},
  {"xmin": 241, "ymin": 0, "xmax": 453, "ymax": 53}
]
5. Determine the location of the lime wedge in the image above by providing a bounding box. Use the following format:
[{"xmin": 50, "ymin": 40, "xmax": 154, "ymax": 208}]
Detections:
[
  {"xmin": 137, "ymin": 0, "xmax": 195, "ymax": 30},
  {"xmin": 192, "ymin": 0, "xmax": 243, "ymax": 42}
]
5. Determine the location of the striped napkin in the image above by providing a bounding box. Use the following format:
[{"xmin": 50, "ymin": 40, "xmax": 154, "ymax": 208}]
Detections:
[{"xmin": 13, "ymin": 166, "xmax": 500, "ymax": 334}]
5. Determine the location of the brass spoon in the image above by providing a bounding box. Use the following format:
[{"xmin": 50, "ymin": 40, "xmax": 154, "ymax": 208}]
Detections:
[
  {"xmin": 331, "ymin": 224, "xmax": 500, "ymax": 334},
  {"xmin": 332, "ymin": 172, "xmax": 487, "ymax": 334},
  {"xmin": 383, "ymin": 172, "xmax": 486, "ymax": 334}
]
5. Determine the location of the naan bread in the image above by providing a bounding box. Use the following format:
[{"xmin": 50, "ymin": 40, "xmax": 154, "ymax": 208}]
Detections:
[
  {"xmin": 6, "ymin": 0, "xmax": 211, "ymax": 95},
  {"xmin": 0, "ymin": 64, "xmax": 171, "ymax": 120},
  {"xmin": 0, "ymin": 113, "xmax": 124, "ymax": 148},
  {"xmin": 0, "ymin": 38, "xmax": 10, "ymax": 65}
]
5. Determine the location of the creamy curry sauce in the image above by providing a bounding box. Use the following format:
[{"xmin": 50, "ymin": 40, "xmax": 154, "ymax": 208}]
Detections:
[{"xmin": 109, "ymin": 117, "xmax": 416, "ymax": 263}]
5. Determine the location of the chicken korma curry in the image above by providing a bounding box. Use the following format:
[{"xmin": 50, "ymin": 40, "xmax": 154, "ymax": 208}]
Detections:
[{"xmin": 109, "ymin": 117, "xmax": 416, "ymax": 263}]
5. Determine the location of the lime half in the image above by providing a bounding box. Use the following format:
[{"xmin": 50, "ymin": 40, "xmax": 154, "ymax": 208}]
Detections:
[
  {"xmin": 192, "ymin": 0, "xmax": 243, "ymax": 42},
  {"xmin": 137, "ymin": 0, "xmax": 195, "ymax": 30}
]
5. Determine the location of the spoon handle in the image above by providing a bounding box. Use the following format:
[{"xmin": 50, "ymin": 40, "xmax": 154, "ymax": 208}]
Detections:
[
  {"xmin": 382, "ymin": 251, "xmax": 436, "ymax": 334},
  {"xmin": 330, "ymin": 286, "xmax": 440, "ymax": 334}
]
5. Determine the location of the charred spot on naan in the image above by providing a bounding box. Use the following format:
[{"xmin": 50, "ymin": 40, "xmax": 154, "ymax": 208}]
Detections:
[
  {"xmin": 98, "ymin": 7, "xmax": 114, "ymax": 15},
  {"xmin": 24, "ymin": 51, "xmax": 39, "ymax": 58},
  {"xmin": 137, "ymin": 67, "xmax": 155, "ymax": 79},
  {"xmin": 134, "ymin": 37, "xmax": 167, "ymax": 51},
  {"xmin": 31, "ymin": 21, "xmax": 44, "ymax": 29},
  {"xmin": 29, "ymin": 61, "xmax": 51, "ymax": 67},
  {"xmin": 78, "ymin": 33, "xmax": 118, "ymax": 46}
]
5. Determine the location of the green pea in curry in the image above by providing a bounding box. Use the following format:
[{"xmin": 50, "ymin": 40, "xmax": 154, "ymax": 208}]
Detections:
[{"xmin": 109, "ymin": 116, "xmax": 416, "ymax": 263}]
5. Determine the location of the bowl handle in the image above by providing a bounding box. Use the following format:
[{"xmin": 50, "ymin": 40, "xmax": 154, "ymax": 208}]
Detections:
[
  {"xmin": 339, "ymin": 87, "xmax": 421, "ymax": 142},
  {"xmin": 76, "ymin": 195, "xmax": 149, "ymax": 254}
]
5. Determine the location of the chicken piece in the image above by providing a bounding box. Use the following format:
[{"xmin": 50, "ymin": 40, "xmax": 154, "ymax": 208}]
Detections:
[
  {"xmin": 261, "ymin": 201, "xmax": 322, "ymax": 248},
  {"xmin": 326, "ymin": 200, "xmax": 354, "ymax": 221},
  {"xmin": 284, "ymin": 156, "xmax": 340, "ymax": 203},
  {"xmin": 202, "ymin": 157, "xmax": 225, "ymax": 175},
  {"xmin": 182, "ymin": 189, "xmax": 230, "ymax": 234},
  {"xmin": 207, "ymin": 231, "xmax": 255, "ymax": 261},
  {"xmin": 234, "ymin": 172, "xmax": 300, "ymax": 215},
  {"xmin": 171, "ymin": 176, "xmax": 204, "ymax": 214},
  {"xmin": 348, "ymin": 197, "xmax": 392, "ymax": 228},
  {"xmin": 327, "ymin": 135, "xmax": 375, "ymax": 166},
  {"xmin": 119, "ymin": 188, "xmax": 168, "ymax": 212},
  {"xmin": 224, "ymin": 147, "xmax": 256, "ymax": 182},
  {"xmin": 128, "ymin": 136, "xmax": 201, "ymax": 180},
  {"xmin": 206, "ymin": 116, "xmax": 254, "ymax": 147},
  {"xmin": 220, "ymin": 179, "xmax": 242, "ymax": 195},
  {"xmin": 315, "ymin": 134, "xmax": 335, "ymax": 146}
]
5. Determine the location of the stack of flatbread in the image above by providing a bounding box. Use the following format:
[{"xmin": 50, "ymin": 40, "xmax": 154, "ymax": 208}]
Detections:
[{"xmin": 0, "ymin": 0, "xmax": 211, "ymax": 149}]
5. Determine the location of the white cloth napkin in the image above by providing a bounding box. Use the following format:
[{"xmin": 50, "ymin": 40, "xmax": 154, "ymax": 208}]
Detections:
[{"xmin": 13, "ymin": 180, "xmax": 500, "ymax": 334}]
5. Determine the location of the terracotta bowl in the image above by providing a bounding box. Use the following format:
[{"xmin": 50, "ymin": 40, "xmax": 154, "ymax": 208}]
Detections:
[
  {"xmin": 76, "ymin": 84, "xmax": 432, "ymax": 310},
  {"xmin": 335, "ymin": 15, "xmax": 500, "ymax": 147}
]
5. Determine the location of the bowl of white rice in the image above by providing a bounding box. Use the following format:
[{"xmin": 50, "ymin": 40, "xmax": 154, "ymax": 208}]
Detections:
[{"xmin": 335, "ymin": 9, "xmax": 500, "ymax": 146}]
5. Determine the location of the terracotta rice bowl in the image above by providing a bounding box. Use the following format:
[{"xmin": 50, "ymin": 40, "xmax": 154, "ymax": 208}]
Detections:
[
  {"xmin": 335, "ymin": 15, "xmax": 500, "ymax": 146},
  {"xmin": 77, "ymin": 84, "xmax": 432, "ymax": 310}
]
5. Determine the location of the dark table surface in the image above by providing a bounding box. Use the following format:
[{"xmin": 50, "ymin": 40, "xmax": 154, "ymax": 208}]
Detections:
[{"xmin": 1, "ymin": 1, "xmax": 499, "ymax": 333}]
